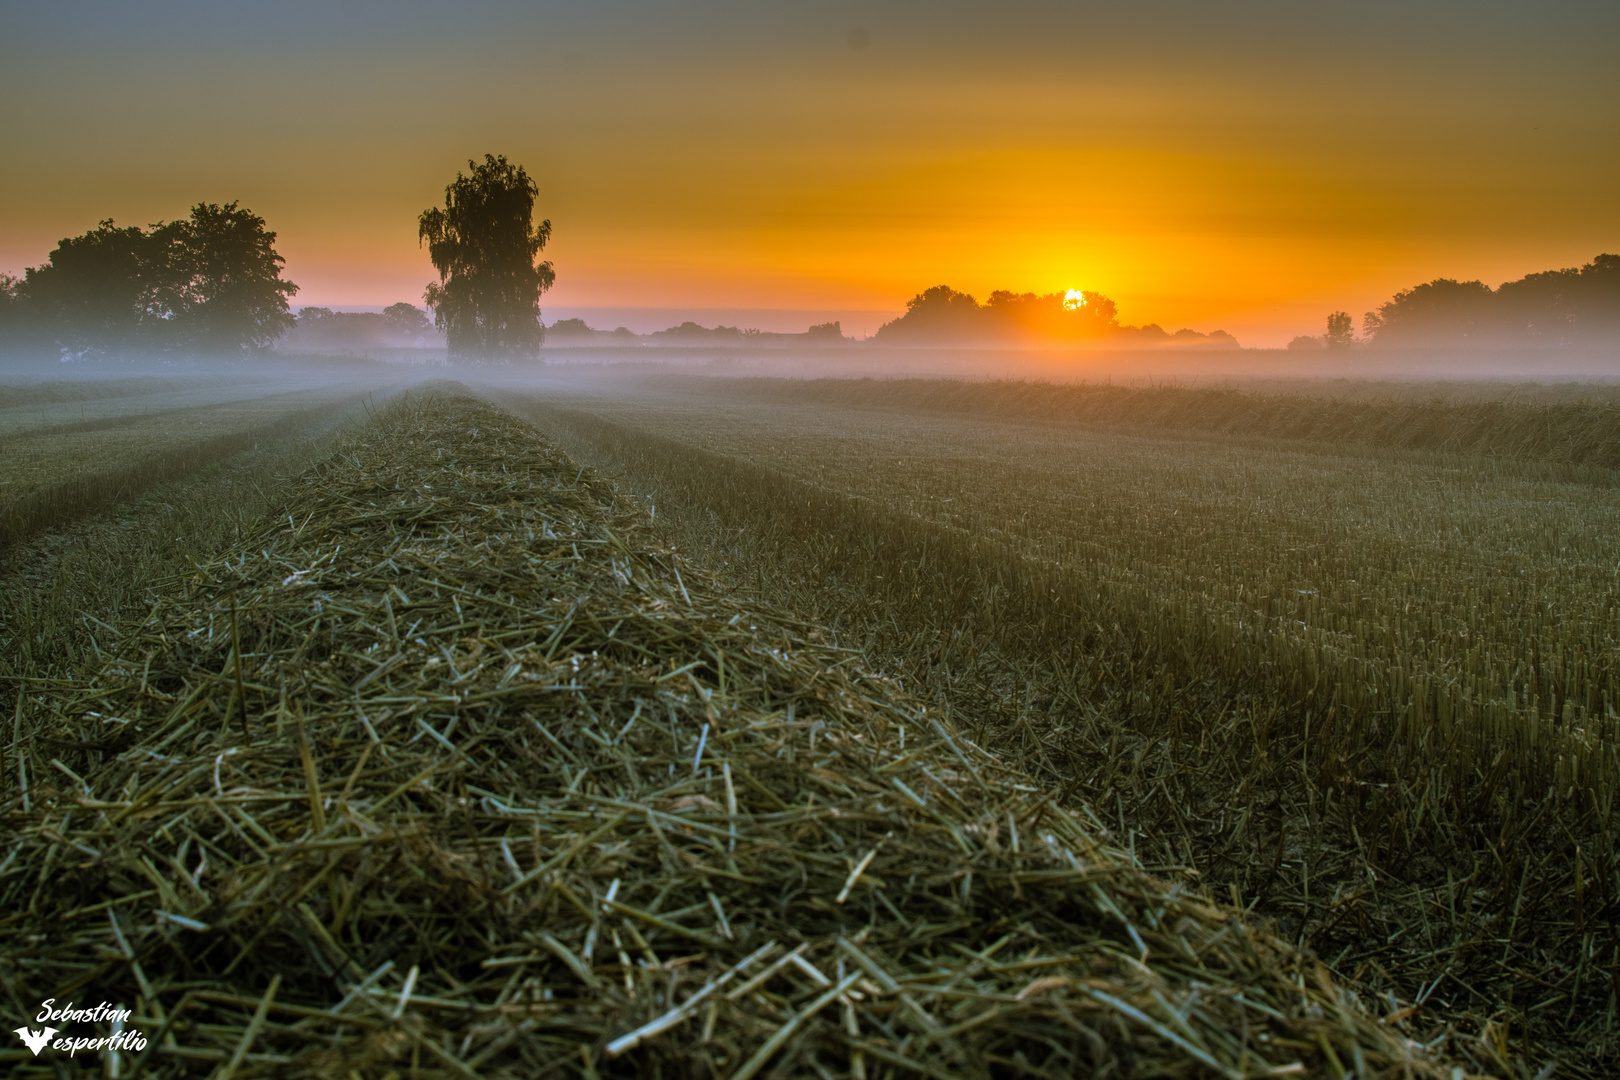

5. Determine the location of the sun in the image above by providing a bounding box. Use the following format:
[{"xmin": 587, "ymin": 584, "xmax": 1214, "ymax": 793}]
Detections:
[{"xmin": 1062, "ymin": 288, "xmax": 1086, "ymax": 311}]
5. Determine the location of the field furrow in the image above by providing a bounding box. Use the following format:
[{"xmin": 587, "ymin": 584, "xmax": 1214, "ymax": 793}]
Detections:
[
  {"xmin": 0, "ymin": 375, "xmax": 349, "ymax": 437},
  {"xmin": 0, "ymin": 382, "xmax": 394, "ymax": 546},
  {"xmin": 0, "ymin": 385, "xmax": 1468, "ymax": 1078},
  {"xmin": 494, "ymin": 374, "xmax": 1620, "ymax": 1073}
]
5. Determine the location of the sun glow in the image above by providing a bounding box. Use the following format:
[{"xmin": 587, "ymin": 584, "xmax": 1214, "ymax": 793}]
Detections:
[{"xmin": 1062, "ymin": 289, "xmax": 1087, "ymax": 311}]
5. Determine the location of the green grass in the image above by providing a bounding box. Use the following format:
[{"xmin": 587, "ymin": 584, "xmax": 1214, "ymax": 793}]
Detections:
[
  {"xmin": 0, "ymin": 374, "xmax": 231, "ymax": 410},
  {"xmin": 0, "ymin": 372, "xmax": 387, "ymax": 438},
  {"xmin": 0, "ymin": 386, "xmax": 391, "ymax": 547},
  {"xmin": 694, "ymin": 374, "xmax": 1620, "ymax": 470},
  {"xmin": 0, "ymin": 397, "xmax": 383, "ymax": 696},
  {"xmin": 494, "ymin": 375, "xmax": 1620, "ymax": 1074}
]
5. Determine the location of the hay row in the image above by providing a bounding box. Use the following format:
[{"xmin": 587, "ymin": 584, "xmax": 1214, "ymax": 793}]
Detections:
[
  {"xmin": 504, "ymin": 387, "xmax": 1615, "ymax": 1072},
  {"xmin": 1, "ymin": 386, "xmax": 1458, "ymax": 1077}
]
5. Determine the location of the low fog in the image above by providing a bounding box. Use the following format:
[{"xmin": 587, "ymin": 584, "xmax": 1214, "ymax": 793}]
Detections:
[{"xmin": 5, "ymin": 339, "xmax": 1619, "ymax": 401}]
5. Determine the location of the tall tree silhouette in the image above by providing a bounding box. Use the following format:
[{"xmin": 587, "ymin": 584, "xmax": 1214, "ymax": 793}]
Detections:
[{"xmin": 419, "ymin": 155, "xmax": 555, "ymax": 360}]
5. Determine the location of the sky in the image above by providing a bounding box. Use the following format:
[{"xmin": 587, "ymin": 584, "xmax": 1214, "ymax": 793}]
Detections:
[{"xmin": 2, "ymin": 1, "xmax": 1617, "ymax": 345}]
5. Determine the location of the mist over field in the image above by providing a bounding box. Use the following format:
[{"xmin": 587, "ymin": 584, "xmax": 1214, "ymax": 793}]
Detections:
[
  {"xmin": 4, "ymin": 2, "xmax": 1620, "ymax": 1077},
  {"xmin": 5, "ymin": 333, "xmax": 1620, "ymax": 1079}
]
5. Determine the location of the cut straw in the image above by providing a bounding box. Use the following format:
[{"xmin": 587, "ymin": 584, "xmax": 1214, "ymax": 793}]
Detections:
[{"xmin": 0, "ymin": 385, "xmax": 1464, "ymax": 1079}]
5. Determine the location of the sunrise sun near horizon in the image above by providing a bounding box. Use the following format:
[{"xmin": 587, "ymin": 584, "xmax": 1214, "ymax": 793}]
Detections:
[{"xmin": 0, "ymin": 1, "xmax": 1615, "ymax": 345}]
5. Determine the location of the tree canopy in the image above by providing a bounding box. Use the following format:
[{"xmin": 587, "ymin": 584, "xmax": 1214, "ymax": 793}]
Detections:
[
  {"xmin": 284, "ymin": 303, "xmax": 435, "ymax": 350},
  {"xmin": 1325, "ymin": 311, "xmax": 1353, "ymax": 349},
  {"xmin": 382, "ymin": 302, "xmax": 432, "ymax": 336},
  {"xmin": 548, "ymin": 317, "xmax": 595, "ymax": 337},
  {"xmin": 419, "ymin": 154, "xmax": 555, "ymax": 360},
  {"xmin": 805, "ymin": 320, "xmax": 846, "ymax": 344},
  {"xmin": 17, "ymin": 219, "xmax": 166, "ymax": 355},
  {"xmin": 156, "ymin": 202, "xmax": 300, "ymax": 352},
  {"xmin": 1362, "ymin": 254, "xmax": 1620, "ymax": 346},
  {"xmin": 9, "ymin": 203, "xmax": 297, "ymax": 357},
  {"xmin": 874, "ymin": 286, "xmax": 1122, "ymax": 343}
]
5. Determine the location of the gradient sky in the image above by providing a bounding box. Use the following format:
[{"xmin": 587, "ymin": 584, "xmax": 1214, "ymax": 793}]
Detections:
[{"xmin": 2, "ymin": 1, "xmax": 1616, "ymax": 344}]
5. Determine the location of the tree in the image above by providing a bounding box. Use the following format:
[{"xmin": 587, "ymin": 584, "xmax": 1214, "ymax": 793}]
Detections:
[
  {"xmin": 155, "ymin": 202, "xmax": 299, "ymax": 352},
  {"xmin": 16, "ymin": 204, "xmax": 297, "ymax": 357},
  {"xmin": 1576, "ymin": 254, "xmax": 1620, "ymax": 337},
  {"xmin": 805, "ymin": 321, "xmax": 846, "ymax": 344},
  {"xmin": 1362, "ymin": 278, "xmax": 1497, "ymax": 346},
  {"xmin": 1325, "ymin": 310, "xmax": 1354, "ymax": 349},
  {"xmin": 1495, "ymin": 254, "xmax": 1620, "ymax": 343},
  {"xmin": 0, "ymin": 272, "xmax": 35, "ymax": 351},
  {"xmin": 1362, "ymin": 257, "xmax": 1620, "ymax": 347},
  {"xmin": 18, "ymin": 219, "xmax": 167, "ymax": 356},
  {"xmin": 382, "ymin": 302, "xmax": 432, "ymax": 336},
  {"xmin": 985, "ymin": 289, "xmax": 1119, "ymax": 339},
  {"xmin": 874, "ymin": 285, "xmax": 1124, "ymax": 343},
  {"xmin": 0, "ymin": 273, "xmax": 18, "ymax": 325},
  {"xmin": 419, "ymin": 154, "xmax": 555, "ymax": 360},
  {"xmin": 873, "ymin": 286, "xmax": 986, "ymax": 342},
  {"xmin": 548, "ymin": 317, "xmax": 595, "ymax": 337},
  {"xmin": 648, "ymin": 322, "xmax": 750, "ymax": 343}
]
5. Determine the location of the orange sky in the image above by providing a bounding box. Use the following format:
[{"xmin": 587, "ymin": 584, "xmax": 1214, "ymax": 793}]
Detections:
[{"xmin": 3, "ymin": 2, "xmax": 1616, "ymax": 345}]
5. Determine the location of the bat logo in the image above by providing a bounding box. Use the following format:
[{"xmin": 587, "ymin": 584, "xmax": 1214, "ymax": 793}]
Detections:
[{"xmin": 14, "ymin": 1026, "xmax": 57, "ymax": 1055}]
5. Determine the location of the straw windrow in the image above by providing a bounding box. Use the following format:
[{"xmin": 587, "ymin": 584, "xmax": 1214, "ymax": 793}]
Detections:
[{"xmin": 0, "ymin": 385, "xmax": 1459, "ymax": 1077}]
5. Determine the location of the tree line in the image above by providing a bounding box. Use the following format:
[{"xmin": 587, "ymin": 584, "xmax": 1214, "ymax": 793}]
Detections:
[
  {"xmin": 277, "ymin": 304, "xmax": 434, "ymax": 351},
  {"xmin": 0, "ymin": 203, "xmax": 299, "ymax": 358},
  {"xmin": 874, "ymin": 286, "xmax": 1119, "ymax": 343},
  {"xmin": 0, "ymin": 154, "xmax": 556, "ymax": 362},
  {"xmin": 1297, "ymin": 253, "xmax": 1620, "ymax": 350},
  {"xmin": 873, "ymin": 286, "xmax": 1238, "ymax": 347},
  {"xmin": 10, "ymin": 155, "xmax": 1608, "ymax": 361}
]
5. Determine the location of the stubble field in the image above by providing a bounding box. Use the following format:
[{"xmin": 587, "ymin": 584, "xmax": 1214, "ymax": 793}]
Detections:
[
  {"xmin": 0, "ymin": 374, "xmax": 392, "ymax": 695},
  {"xmin": 0, "ymin": 366, "xmax": 1613, "ymax": 1077},
  {"xmin": 0, "ymin": 378, "xmax": 392, "ymax": 547},
  {"xmin": 494, "ymin": 370, "xmax": 1620, "ymax": 1074},
  {"xmin": 6, "ymin": 384, "xmax": 1460, "ymax": 1079}
]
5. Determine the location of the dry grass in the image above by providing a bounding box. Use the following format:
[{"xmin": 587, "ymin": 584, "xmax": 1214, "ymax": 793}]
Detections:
[
  {"xmin": 0, "ymin": 386, "xmax": 1467, "ymax": 1077},
  {"xmin": 495, "ymin": 375, "xmax": 1620, "ymax": 1076}
]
